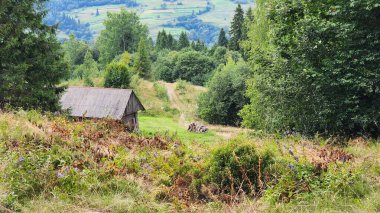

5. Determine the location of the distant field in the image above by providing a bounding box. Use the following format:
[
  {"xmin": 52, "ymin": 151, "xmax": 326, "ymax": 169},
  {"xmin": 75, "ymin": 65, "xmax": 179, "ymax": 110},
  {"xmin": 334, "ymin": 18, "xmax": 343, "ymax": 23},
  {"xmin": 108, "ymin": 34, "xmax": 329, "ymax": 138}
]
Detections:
[{"xmin": 63, "ymin": 0, "xmax": 254, "ymax": 40}]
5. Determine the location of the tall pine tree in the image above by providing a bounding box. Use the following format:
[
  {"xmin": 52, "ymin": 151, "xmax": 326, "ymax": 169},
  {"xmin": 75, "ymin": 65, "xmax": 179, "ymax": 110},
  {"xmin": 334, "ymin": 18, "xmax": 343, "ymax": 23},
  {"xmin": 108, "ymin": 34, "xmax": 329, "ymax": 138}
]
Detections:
[
  {"xmin": 156, "ymin": 29, "xmax": 168, "ymax": 50},
  {"xmin": 178, "ymin": 32, "xmax": 190, "ymax": 49},
  {"xmin": 229, "ymin": 4, "xmax": 244, "ymax": 51},
  {"xmin": 134, "ymin": 37, "xmax": 151, "ymax": 78},
  {"xmin": 218, "ymin": 28, "xmax": 228, "ymax": 47},
  {"xmin": 0, "ymin": 0, "xmax": 68, "ymax": 111}
]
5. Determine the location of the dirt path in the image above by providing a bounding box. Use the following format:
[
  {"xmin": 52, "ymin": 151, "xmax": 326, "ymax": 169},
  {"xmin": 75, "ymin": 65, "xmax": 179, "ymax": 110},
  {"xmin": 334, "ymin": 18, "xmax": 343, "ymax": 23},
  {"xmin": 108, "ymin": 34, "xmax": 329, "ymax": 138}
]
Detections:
[{"xmin": 161, "ymin": 81, "xmax": 246, "ymax": 140}]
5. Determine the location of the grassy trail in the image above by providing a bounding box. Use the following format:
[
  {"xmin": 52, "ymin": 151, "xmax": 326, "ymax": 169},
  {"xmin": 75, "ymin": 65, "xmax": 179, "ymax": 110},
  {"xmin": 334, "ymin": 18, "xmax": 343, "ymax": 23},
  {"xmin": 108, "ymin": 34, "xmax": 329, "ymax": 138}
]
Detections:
[{"xmin": 160, "ymin": 81, "xmax": 247, "ymax": 140}]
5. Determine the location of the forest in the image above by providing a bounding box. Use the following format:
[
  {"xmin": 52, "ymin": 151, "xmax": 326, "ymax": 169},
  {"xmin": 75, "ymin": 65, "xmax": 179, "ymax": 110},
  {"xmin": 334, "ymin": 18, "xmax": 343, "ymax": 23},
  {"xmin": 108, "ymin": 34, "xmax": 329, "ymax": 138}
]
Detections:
[{"xmin": 0, "ymin": 0, "xmax": 379, "ymax": 212}]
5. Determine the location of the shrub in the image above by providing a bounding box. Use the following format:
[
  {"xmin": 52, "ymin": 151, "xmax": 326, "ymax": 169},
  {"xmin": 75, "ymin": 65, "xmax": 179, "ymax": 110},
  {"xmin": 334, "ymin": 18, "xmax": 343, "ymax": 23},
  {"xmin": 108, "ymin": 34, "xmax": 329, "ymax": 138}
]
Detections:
[
  {"xmin": 204, "ymin": 141, "xmax": 274, "ymax": 196},
  {"xmin": 175, "ymin": 79, "xmax": 188, "ymax": 95},
  {"xmin": 153, "ymin": 82, "xmax": 169, "ymax": 101},
  {"xmin": 104, "ymin": 62, "xmax": 131, "ymax": 89}
]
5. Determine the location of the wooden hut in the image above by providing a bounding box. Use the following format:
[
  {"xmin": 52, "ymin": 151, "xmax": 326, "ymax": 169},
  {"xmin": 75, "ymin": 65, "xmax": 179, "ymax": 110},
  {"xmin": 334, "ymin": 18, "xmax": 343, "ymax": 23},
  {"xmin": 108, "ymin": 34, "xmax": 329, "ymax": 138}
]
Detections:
[{"xmin": 60, "ymin": 87, "xmax": 145, "ymax": 130}]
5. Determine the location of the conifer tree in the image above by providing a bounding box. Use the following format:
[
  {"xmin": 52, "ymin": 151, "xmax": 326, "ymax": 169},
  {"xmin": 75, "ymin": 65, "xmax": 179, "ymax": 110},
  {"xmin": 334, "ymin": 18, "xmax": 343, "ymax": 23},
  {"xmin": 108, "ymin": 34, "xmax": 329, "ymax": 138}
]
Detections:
[
  {"xmin": 0, "ymin": 0, "xmax": 68, "ymax": 111},
  {"xmin": 242, "ymin": 7, "xmax": 254, "ymax": 40},
  {"xmin": 178, "ymin": 32, "xmax": 190, "ymax": 49},
  {"xmin": 218, "ymin": 28, "xmax": 228, "ymax": 47},
  {"xmin": 156, "ymin": 29, "xmax": 168, "ymax": 50},
  {"xmin": 229, "ymin": 4, "xmax": 244, "ymax": 51},
  {"xmin": 166, "ymin": 33, "xmax": 175, "ymax": 50},
  {"xmin": 134, "ymin": 37, "xmax": 151, "ymax": 78}
]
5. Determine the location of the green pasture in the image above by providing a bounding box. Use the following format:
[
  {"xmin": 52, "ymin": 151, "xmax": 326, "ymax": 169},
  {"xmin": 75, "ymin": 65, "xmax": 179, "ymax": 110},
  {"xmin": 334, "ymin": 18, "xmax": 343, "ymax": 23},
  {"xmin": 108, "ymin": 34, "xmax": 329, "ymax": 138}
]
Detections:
[
  {"xmin": 139, "ymin": 115, "xmax": 222, "ymax": 145},
  {"xmin": 63, "ymin": 0, "xmax": 254, "ymax": 39}
]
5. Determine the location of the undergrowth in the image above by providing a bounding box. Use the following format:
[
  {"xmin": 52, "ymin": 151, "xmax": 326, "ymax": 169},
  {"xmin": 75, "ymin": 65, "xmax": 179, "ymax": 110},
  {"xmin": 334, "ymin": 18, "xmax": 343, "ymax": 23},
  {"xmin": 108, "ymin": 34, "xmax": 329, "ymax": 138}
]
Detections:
[{"xmin": 0, "ymin": 110, "xmax": 379, "ymax": 212}]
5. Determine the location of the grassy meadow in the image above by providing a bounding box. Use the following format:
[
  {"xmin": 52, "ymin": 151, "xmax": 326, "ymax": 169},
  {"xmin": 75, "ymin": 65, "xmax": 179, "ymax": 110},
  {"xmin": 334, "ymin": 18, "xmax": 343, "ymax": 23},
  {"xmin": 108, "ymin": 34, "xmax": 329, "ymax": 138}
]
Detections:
[
  {"xmin": 1, "ymin": 76, "xmax": 380, "ymax": 212},
  {"xmin": 0, "ymin": 109, "xmax": 379, "ymax": 212}
]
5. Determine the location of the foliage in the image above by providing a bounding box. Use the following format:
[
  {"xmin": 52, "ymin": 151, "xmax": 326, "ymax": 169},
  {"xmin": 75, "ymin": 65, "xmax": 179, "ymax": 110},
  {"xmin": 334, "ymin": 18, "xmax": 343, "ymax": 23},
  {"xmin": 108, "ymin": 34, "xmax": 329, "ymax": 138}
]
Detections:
[
  {"xmin": 62, "ymin": 34, "xmax": 90, "ymax": 73},
  {"xmin": 198, "ymin": 60, "xmax": 250, "ymax": 126},
  {"xmin": 74, "ymin": 50, "xmax": 99, "ymax": 81},
  {"xmin": 156, "ymin": 29, "xmax": 178, "ymax": 50},
  {"xmin": 153, "ymin": 50, "xmax": 179, "ymax": 82},
  {"xmin": 178, "ymin": 32, "xmax": 190, "ymax": 50},
  {"xmin": 96, "ymin": 9, "xmax": 148, "ymax": 64},
  {"xmin": 217, "ymin": 28, "xmax": 229, "ymax": 47},
  {"xmin": 104, "ymin": 62, "xmax": 131, "ymax": 89},
  {"xmin": 174, "ymin": 50, "xmax": 215, "ymax": 85},
  {"xmin": 153, "ymin": 82, "xmax": 169, "ymax": 102},
  {"xmin": 204, "ymin": 141, "xmax": 274, "ymax": 196},
  {"xmin": 229, "ymin": 4, "xmax": 244, "ymax": 51},
  {"xmin": 153, "ymin": 50, "xmax": 215, "ymax": 85},
  {"xmin": 134, "ymin": 37, "xmax": 152, "ymax": 79},
  {"xmin": 0, "ymin": 0, "xmax": 68, "ymax": 111},
  {"xmin": 175, "ymin": 80, "xmax": 188, "ymax": 95},
  {"xmin": 241, "ymin": 0, "xmax": 380, "ymax": 137}
]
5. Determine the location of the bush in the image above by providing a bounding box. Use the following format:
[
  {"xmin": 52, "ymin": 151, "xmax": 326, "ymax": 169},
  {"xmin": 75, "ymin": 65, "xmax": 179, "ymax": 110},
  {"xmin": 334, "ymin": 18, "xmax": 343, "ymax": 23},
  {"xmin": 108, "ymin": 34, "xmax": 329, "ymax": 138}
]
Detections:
[
  {"xmin": 104, "ymin": 62, "xmax": 131, "ymax": 88},
  {"xmin": 204, "ymin": 141, "xmax": 274, "ymax": 196},
  {"xmin": 153, "ymin": 82, "xmax": 169, "ymax": 101},
  {"xmin": 175, "ymin": 79, "xmax": 188, "ymax": 95}
]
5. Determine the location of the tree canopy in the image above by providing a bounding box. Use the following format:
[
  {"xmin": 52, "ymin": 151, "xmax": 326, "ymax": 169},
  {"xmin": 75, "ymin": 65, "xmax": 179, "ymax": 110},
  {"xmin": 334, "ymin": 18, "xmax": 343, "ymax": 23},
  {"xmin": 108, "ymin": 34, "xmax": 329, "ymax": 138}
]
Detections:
[
  {"xmin": 198, "ymin": 59, "xmax": 251, "ymax": 126},
  {"xmin": 96, "ymin": 9, "xmax": 148, "ymax": 65},
  {"xmin": 241, "ymin": 0, "xmax": 380, "ymax": 137}
]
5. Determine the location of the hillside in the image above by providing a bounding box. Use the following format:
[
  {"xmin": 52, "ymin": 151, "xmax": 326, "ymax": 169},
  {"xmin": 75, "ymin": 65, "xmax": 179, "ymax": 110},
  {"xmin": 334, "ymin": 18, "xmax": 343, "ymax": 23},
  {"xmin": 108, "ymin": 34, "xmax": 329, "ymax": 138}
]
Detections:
[
  {"xmin": 63, "ymin": 77, "xmax": 245, "ymax": 143},
  {"xmin": 45, "ymin": 0, "xmax": 254, "ymax": 42},
  {"xmin": 1, "ymin": 110, "xmax": 379, "ymax": 212}
]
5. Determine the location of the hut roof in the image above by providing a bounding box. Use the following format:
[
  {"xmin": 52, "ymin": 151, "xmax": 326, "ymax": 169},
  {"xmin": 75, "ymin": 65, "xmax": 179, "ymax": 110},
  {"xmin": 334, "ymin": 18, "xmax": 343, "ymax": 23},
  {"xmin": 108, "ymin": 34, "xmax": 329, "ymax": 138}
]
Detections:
[{"xmin": 60, "ymin": 87, "xmax": 145, "ymax": 120}]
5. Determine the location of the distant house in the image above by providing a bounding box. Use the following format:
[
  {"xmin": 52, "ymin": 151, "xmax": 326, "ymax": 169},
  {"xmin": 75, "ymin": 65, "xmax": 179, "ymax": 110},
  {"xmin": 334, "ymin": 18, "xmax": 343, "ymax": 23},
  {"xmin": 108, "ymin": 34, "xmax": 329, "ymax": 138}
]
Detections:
[{"xmin": 60, "ymin": 87, "xmax": 145, "ymax": 130}]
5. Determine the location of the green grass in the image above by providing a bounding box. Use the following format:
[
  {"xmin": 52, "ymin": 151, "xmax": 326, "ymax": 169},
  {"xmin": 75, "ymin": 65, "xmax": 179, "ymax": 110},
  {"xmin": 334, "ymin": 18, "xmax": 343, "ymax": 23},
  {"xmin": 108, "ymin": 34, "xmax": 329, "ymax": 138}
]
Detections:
[{"xmin": 139, "ymin": 115, "xmax": 222, "ymax": 144}]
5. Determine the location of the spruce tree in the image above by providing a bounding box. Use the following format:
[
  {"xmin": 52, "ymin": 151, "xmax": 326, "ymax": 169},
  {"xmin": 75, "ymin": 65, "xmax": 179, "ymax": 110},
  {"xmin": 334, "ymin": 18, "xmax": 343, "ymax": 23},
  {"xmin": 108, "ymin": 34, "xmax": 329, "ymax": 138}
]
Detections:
[
  {"xmin": 166, "ymin": 33, "xmax": 175, "ymax": 50},
  {"xmin": 156, "ymin": 29, "xmax": 168, "ymax": 50},
  {"xmin": 134, "ymin": 37, "xmax": 151, "ymax": 78},
  {"xmin": 242, "ymin": 7, "xmax": 254, "ymax": 40},
  {"xmin": 178, "ymin": 32, "xmax": 190, "ymax": 49},
  {"xmin": 0, "ymin": 0, "xmax": 68, "ymax": 111},
  {"xmin": 218, "ymin": 28, "xmax": 228, "ymax": 47},
  {"xmin": 229, "ymin": 4, "xmax": 244, "ymax": 51}
]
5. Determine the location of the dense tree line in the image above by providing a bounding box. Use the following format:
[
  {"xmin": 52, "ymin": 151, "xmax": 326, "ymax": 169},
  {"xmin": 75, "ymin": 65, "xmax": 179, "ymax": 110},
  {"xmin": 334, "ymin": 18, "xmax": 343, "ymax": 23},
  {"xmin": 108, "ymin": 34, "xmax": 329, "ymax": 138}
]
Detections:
[{"xmin": 241, "ymin": 0, "xmax": 380, "ymax": 137}]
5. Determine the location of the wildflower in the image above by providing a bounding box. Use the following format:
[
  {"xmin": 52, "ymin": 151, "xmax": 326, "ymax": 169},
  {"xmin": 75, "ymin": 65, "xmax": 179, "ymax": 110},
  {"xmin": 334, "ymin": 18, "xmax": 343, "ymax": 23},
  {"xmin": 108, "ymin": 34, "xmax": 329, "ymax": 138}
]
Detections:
[
  {"xmin": 57, "ymin": 172, "xmax": 65, "ymax": 178},
  {"xmin": 288, "ymin": 164, "xmax": 295, "ymax": 170},
  {"xmin": 288, "ymin": 149, "xmax": 294, "ymax": 156},
  {"xmin": 27, "ymin": 170, "xmax": 31, "ymax": 174},
  {"xmin": 17, "ymin": 156, "xmax": 25, "ymax": 165}
]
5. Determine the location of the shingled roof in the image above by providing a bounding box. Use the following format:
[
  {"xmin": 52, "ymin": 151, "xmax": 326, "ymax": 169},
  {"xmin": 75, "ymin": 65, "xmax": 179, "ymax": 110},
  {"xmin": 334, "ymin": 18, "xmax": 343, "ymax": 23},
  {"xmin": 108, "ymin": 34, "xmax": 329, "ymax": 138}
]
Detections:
[{"xmin": 60, "ymin": 87, "xmax": 145, "ymax": 120}]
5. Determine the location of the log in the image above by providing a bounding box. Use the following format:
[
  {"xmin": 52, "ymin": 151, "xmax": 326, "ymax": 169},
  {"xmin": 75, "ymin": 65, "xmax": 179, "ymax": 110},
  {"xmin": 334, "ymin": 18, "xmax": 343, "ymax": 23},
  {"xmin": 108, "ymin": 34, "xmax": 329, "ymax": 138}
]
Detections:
[{"xmin": 188, "ymin": 122, "xmax": 208, "ymax": 133}]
